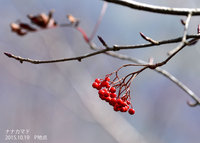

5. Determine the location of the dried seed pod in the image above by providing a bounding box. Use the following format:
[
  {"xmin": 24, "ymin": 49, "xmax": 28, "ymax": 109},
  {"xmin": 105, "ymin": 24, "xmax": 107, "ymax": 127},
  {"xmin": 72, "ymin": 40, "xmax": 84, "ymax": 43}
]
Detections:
[
  {"xmin": 67, "ymin": 14, "xmax": 79, "ymax": 27},
  {"xmin": 19, "ymin": 23, "xmax": 36, "ymax": 31}
]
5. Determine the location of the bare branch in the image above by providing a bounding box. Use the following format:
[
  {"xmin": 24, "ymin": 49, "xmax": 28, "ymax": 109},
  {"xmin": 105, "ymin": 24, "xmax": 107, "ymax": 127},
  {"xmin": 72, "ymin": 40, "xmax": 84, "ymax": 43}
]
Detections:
[
  {"xmin": 89, "ymin": 2, "xmax": 108, "ymax": 41},
  {"xmin": 98, "ymin": 36, "xmax": 108, "ymax": 47},
  {"xmin": 104, "ymin": 51, "xmax": 200, "ymax": 106},
  {"xmin": 168, "ymin": 12, "xmax": 193, "ymax": 56},
  {"xmin": 6, "ymin": 8, "xmax": 200, "ymax": 106},
  {"xmin": 152, "ymin": 38, "xmax": 197, "ymax": 70},
  {"xmin": 103, "ymin": 0, "xmax": 200, "ymax": 16},
  {"xmin": 5, "ymin": 37, "xmax": 200, "ymax": 106},
  {"xmin": 4, "ymin": 34, "xmax": 200, "ymax": 64},
  {"xmin": 90, "ymin": 37, "xmax": 200, "ymax": 106},
  {"xmin": 4, "ymin": 48, "xmax": 108, "ymax": 64},
  {"xmin": 113, "ymin": 34, "xmax": 200, "ymax": 50}
]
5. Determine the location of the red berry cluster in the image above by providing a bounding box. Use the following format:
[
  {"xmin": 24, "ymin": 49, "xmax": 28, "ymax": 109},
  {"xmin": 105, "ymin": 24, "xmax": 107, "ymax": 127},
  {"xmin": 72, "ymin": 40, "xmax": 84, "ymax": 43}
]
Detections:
[{"xmin": 92, "ymin": 77, "xmax": 135, "ymax": 115}]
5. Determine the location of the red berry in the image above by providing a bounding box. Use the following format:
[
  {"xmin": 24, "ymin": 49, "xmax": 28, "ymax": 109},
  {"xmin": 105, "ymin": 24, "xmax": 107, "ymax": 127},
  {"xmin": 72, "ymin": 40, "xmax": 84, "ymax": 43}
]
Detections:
[
  {"xmin": 103, "ymin": 81, "xmax": 110, "ymax": 88},
  {"xmin": 117, "ymin": 98, "xmax": 124, "ymax": 105},
  {"xmin": 101, "ymin": 81, "xmax": 107, "ymax": 87},
  {"xmin": 95, "ymin": 78, "xmax": 101, "ymax": 83},
  {"xmin": 127, "ymin": 100, "xmax": 131, "ymax": 105},
  {"xmin": 105, "ymin": 77, "xmax": 110, "ymax": 81},
  {"xmin": 106, "ymin": 82, "xmax": 110, "ymax": 88},
  {"xmin": 104, "ymin": 91, "xmax": 110, "ymax": 97},
  {"xmin": 120, "ymin": 107, "xmax": 127, "ymax": 112},
  {"xmin": 123, "ymin": 106, "xmax": 129, "ymax": 112},
  {"xmin": 110, "ymin": 93, "xmax": 117, "ymax": 98},
  {"xmin": 96, "ymin": 84, "xmax": 102, "ymax": 90},
  {"xmin": 98, "ymin": 89, "xmax": 104, "ymax": 96},
  {"xmin": 121, "ymin": 101, "xmax": 127, "ymax": 107},
  {"xmin": 125, "ymin": 105, "xmax": 129, "ymax": 110},
  {"xmin": 114, "ymin": 104, "xmax": 120, "ymax": 111},
  {"xmin": 109, "ymin": 98, "xmax": 117, "ymax": 106},
  {"xmin": 92, "ymin": 82, "xmax": 98, "ymax": 89},
  {"xmin": 103, "ymin": 88, "xmax": 108, "ymax": 92},
  {"xmin": 110, "ymin": 87, "xmax": 116, "ymax": 93},
  {"xmin": 105, "ymin": 96, "xmax": 111, "ymax": 102},
  {"xmin": 128, "ymin": 108, "xmax": 135, "ymax": 115},
  {"xmin": 99, "ymin": 94, "xmax": 106, "ymax": 100}
]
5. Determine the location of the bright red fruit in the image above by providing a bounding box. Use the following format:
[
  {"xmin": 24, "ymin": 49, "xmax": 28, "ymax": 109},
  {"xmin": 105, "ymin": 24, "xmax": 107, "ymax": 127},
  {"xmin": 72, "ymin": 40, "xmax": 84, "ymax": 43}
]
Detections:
[
  {"xmin": 127, "ymin": 100, "xmax": 131, "ymax": 105},
  {"xmin": 105, "ymin": 81, "xmax": 110, "ymax": 88},
  {"xmin": 120, "ymin": 106, "xmax": 128, "ymax": 112},
  {"xmin": 92, "ymin": 82, "xmax": 98, "ymax": 89},
  {"xmin": 96, "ymin": 84, "xmax": 102, "ymax": 90},
  {"xmin": 121, "ymin": 101, "xmax": 127, "ymax": 107},
  {"xmin": 123, "ymin": 106, "xmax": 129, "ymax": 112},
  {"xmin": 110, "ymin": 87, "xmax": 116, "ymax": 93},
  {"xmin": 109, "ymin": 98, "xmax": 117, "ymax": 106},
  {"xmin": 98, "ymin": 89, "xmax": 104, "ymax": 96},
  {"xmin": 93, "ymin": 77, "xmax": 135, "ymax": 116},
  {"xmin": 101, "ymin": 81, "xmax": 107, "ymax": 87},
  {"xmin": 99, "ymin": 94, "xmax": 106, "ymax": 100},
  {"xmin": 104, "ymin": 91, "xmax": 110, "ymax": 97},
  {"xmin": 114, "ymin": 104, "xmax": 120, "ymax": 111},
  {"xmin": 125, "ymin": 105, "xmax": 129, "ymax": 110},
  {"xmin": 128, "ymin": 108, "xmax": 135, "ymax": 115},
  {"xmin": 105, "ymin": 77, "xmax": 110, "ymax": 81},
  {"xmin": 117, "ymin": 98, "xmax": 124, "ymax": 105},
  {"xmin": 95, "ymin": 78, "xmax": 101, "ymax": 83},
  {"xmin": 110, "ymin": 93, "xmax": 117, "ymax": 98},
  {"xmin": 105, "ymin": 96, "xmax": 111, "ymax": 102}
]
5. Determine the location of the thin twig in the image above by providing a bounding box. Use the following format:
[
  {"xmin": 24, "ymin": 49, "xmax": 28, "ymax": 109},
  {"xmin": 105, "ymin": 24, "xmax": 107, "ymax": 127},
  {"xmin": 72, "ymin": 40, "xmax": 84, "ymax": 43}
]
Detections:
[
  {"xmin": 5, "ymin": 37, "xmax": 200, "ymax": 106},
  {"xmin": 148, "ymin": 38, "xmax": 198, "ymax": 70},
  {"xmin": 140, "ymin": 32, "xmax": 159, "ymax": 44},
  {"xmin": 4, "ymin": 34, "xmax": 200, "ymax": 64},
  {"xmin": 4, "ymin": 48, "xmax": 108, "ymax": 64},
  {"xmin": 112, "ymin": 34, "xmax": 200, "ymax": 50},
  {"xmin": 103, "ymin": 51, "xmax": 200, "ymax": 106},
  {"xmin": 103, "ymin": 0, "xmax": 200, "ymax": 16},
  {"xmin": 6, "ymin": 7, "xmax": 200, "ymax": 106},
  {"xmin": 89, "ymin": 2, "xmax": 108, "ymax": 41},
  {"xmin": 168, "ymin": 12, "xmax": 192, "ymax": 56}
]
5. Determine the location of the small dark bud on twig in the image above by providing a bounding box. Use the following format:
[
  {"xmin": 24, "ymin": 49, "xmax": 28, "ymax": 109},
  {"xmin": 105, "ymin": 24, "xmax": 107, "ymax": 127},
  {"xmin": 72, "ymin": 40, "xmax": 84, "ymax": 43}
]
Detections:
[
  {"xmin": 197, "ymin": 24, "xmax": 200, "ymax": 34},
  {"xmin": 4, "ymin": 52, "xmax": 12, "ymax": 57},
  {"xmin": 98, "ymin": 36, "xmax": 108, "ymax": 47},
  {"xmin": 139, "ymin": 32, "xmax": 159, "ymax": 44},
  {"xmin": 187, "ymin": 100, "xmax": 199, "ymax": 107},
  {"xmin": 77, "ymin": 58, "xmax": 82, "ymax": 62},
  {"xmin": 188, "ymin": 38, "xmax": 199, "ymax": 46},
  {"xmin": 180, "ymin": 19, "xmax": 186, "ymax": 25},
  {"xmin": 113, "ymin": 46, "xmax": 120, "ymax": 51}
]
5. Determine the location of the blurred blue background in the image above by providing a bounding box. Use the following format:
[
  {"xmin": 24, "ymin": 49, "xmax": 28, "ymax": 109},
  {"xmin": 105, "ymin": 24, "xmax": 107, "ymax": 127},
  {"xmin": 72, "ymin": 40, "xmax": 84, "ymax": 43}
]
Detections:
[{"xmin": 0, "ymin": 0, "xmax": 199, "ymax": 143}]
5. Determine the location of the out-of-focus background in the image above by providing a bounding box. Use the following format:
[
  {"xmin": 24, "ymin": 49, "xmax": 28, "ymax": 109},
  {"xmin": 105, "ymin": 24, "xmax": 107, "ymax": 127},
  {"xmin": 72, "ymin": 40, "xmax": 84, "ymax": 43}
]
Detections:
[{"xmin": 0, "ymin": 0, "xmax": 200, "ymax": 143}]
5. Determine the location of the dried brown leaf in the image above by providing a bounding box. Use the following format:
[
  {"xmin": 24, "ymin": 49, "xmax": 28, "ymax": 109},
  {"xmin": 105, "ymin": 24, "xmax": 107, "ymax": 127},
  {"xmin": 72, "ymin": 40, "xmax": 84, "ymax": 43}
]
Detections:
[
  {"xmin": 67, "ymin": 14, "xmax": 79, "ymax": 27},
  {"xmin": 10, "ymin": 23, "xmax": 27, "ymax": 36},
  {"xmin": 19, "ymin": 23, "xmax": 36, "ymax": 31},
  {"xmin": 27, "ymin": 13, "xmax": 48, "ymax": 28},
  {"xmin": 27, "ymin": 12, "xmax": 56, "ymax": 28},
  {"xmin": 10, "ymin": 23, "xmax": 20, "ymax": 32}
]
